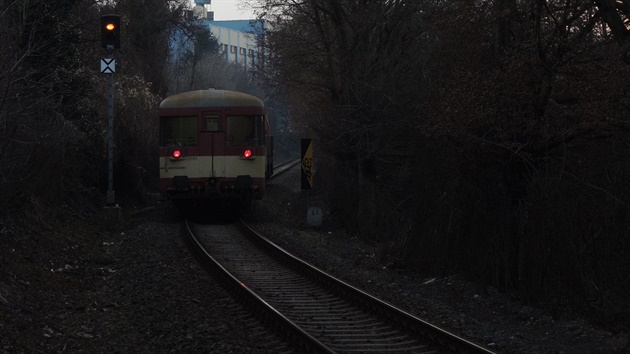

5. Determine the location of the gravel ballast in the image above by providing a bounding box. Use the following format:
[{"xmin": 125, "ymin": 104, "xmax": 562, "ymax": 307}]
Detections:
[{"xmin": 1, "ymin": 167, "xmax": 627, "ymax": 353}]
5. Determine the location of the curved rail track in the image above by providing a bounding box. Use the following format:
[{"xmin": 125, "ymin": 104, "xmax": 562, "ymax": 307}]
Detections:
[{"xmin": 183, "ymin": 219, "xmax": 495, "ymax": 353}]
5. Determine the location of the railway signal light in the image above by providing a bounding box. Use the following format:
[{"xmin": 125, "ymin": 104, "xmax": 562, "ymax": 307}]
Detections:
[{"xmin": 101, "ymin": 15, "xmax": 120, "ymax": 49}]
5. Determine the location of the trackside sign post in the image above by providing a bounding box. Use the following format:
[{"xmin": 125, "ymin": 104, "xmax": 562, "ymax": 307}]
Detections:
[
  {"xmin": 100, "ymin": 58, "xmax": 115, "ymax": 74},
  {"xmin": 301, "ymin": 139, "xmax": 321, "ymax": 226},
  {"xmin": 301, "ymin": 138, "xmax": 313, "ymax": 190},
  {"xmin": 101, "ymin": 14, "xmax": 120, "ymax": 207}
]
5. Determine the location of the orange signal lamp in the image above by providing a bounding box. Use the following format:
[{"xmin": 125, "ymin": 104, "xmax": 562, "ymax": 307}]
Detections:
[{"xmin": 100, "ymin": 14, "xmax": 120, "ymax": 48}]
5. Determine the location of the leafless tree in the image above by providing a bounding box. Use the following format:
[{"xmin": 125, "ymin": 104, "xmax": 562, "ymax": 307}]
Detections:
[
  {"xmin": 0, "ymin": 0, "xmax": 193, "ymax": 205},
  {"xmin": 258, "ymin": 0, "xmax": 630, "ymax": 323}
]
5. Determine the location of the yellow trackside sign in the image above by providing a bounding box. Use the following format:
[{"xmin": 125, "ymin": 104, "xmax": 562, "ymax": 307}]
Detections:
[{"xmin": 301, "ymin": 138, "xmax": 313, "ymax": 190}]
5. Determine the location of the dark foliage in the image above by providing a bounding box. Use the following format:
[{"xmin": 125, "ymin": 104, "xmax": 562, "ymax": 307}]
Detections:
[
  {"xmin": 259, "ymin": 0, "xmax": 630, "ymax": 326},
  {"xmin": 0, "ymin": 0, "xmax": 192, "ymax": 208}
]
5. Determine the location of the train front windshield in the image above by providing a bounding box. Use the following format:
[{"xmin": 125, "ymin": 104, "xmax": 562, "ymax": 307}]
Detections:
[
  {"xmin": 160, "ymin": 116, "xmax": 198, "ymax": 147},
  {"xmin": 227, "ymin": 115, "xmax": 264, "ymax": 146}
]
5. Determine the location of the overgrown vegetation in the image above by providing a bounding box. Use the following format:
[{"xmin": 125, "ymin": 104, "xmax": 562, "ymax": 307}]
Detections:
[
  {"xmin": 0, "ymin": 0, "xmax": 190, "ymax": 207},
  {"xmin": 1, "ymin": 0, "xmax": 628, "ymax": 329},
  {"xmin": 257, "ymin": 0, "xmax": 630, "ymax": 325},
  {"xmin": 0, "ymin": 0, "xmax": 276, "ymax": 209}
]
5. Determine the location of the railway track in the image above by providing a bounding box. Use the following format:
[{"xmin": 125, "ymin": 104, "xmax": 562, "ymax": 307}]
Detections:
[
  {"xmin": 183, "ymin": 219, "xmax": 495, "ymax": 353},
  {"xmin": 271, "ymin": 158, "xmax": 301, "ymax": 177}
]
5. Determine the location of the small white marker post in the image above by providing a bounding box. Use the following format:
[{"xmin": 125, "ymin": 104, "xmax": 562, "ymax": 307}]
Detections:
[{"xmin": 307, "ymin": 206, "xmax": 322, "ymax": 227}]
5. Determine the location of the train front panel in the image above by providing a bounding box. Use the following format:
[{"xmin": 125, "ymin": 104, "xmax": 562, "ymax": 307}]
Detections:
[{"xmin": 158, "ymin": 89, "xmax": 269, "ymax": 204}]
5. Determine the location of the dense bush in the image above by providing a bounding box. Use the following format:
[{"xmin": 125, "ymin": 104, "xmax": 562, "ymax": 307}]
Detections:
[
  {"xmin": 259, "ymin": 0, "xmax": 630, "ymax": 324},
  {"xmin": 0, "ymin": 0, "xmax": 194, "ymax": 208}
]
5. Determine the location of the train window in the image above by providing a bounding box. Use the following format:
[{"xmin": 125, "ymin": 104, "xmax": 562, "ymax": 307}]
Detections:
[
  {"xmin": 227, "ymin": 115, "xmax": 261, "ymax": 146},
  {"xmin": 159, "ymin": 116, "xmax": 198, "ymax": 147},
  {"xmin": 204, "ymin": 115, "xmax": 220, "ymax": 131}
]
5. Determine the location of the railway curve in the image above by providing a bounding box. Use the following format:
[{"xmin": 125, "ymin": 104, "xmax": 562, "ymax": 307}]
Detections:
[{"xmin": 183, "ymin": 219, "xmax": 494, "ymax": 353}]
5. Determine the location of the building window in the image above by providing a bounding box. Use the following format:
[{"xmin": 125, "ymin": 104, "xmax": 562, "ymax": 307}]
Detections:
[
  {"xmin": 240, "ymin": 47, "xmax": 246, "ymax": 55},
  {"xmin": 230, "ymin": 45, "xmax": 236, "ymax": 53}
]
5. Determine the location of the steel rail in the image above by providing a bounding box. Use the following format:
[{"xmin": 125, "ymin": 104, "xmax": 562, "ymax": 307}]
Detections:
[
  {"xmin": 237, "ymin": 219, "xmax": 495, "ymax": 354},
  {"xmin": 183, "ymin": 220, "xmax": 334, "ymax": 353},
  {"xmin": 272, "ymin": 158, "xmax": 301, "ymax": 177},
  {"xmin": 183, "ymin": 161, "xmax": 494, "ymax": 353}
]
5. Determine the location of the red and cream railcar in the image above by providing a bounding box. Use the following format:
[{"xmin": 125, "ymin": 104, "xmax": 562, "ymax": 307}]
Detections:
[{"xmin": 158, "ymin": 89, "xmax": 273, "ymax": 205}]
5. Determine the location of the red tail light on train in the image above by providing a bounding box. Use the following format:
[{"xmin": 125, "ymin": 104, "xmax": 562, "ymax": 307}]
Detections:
[
  {"xmin": 243, "ymin": 149, "xmax": 252, "ymax": 159},
  {"xmin": 172, "ymin": 150, "xmax": 182, "ymax": 159}
]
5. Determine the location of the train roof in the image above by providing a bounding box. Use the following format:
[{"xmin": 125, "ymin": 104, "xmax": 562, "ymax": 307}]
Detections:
[{"xmin": 159, "ymin": 89, "xmax": 264, "ymax": 109}]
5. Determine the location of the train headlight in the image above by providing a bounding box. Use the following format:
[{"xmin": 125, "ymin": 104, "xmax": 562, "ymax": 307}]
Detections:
[
  {"xmin": 172, "ymin": 150, "xmax": 182, "ymax": 159},
  {"xmin": 243, "ymin": 149, "xmax": 252, "ymax": 159}
]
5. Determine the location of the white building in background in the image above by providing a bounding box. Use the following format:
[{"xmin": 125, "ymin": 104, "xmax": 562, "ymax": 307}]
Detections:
[
  {"xmin": 192, "ymin": 0, "xmax": 212, "ymax": 19},
  {"xmin": 191, "ymin": 1, "xmax": 266, "ymax": 76}
]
